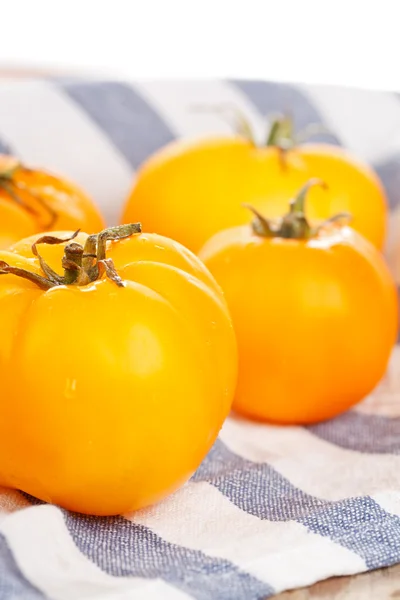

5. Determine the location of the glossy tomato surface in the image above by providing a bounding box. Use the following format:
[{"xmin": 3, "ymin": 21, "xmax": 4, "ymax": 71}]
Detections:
[
  {"xmin": 0, "ymin": 156, "xmax": 105, "ymax": 248},
  {"xmin": 0, "ymin": 230, "xmax": 237, "ymax": 515},
  {"xmin": 200, "ymin": 224, "xmax": 397, "ymax": 424},
  {"xmin": 122, "ymin": 138, "xmax": 387, "ymax": 253}
]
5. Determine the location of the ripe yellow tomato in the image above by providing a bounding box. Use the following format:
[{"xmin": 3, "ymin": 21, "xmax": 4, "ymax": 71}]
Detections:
[
  {"xmin": 0, "ymin": 155, "xmax": 105, "ymax": 248},
  {"xmin": 0, "ymin": 224, "xmax": 237, "ymax": 515},
  {"xmin": 199, "ymin": 181, "xmax": 397, "ymax": 425},
  {"xmin": 122, "ymin": 120, "xmax": 387, "ymax": 253}
]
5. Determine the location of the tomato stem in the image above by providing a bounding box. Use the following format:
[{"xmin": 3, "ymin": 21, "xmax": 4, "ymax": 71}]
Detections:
[
  {"xmin": 290, "ymin": 179, "xmax": 327, "ymax": 214},
  {"xmin": 192, "ymin": 107, "xmax": 333, "ymax": 150},
  {"xmin": 0, "ymin": 223, "xmax": 142, "ymax": 290},
  {"xmin": 191, "ymin": 104, "xmax": 256, "ymax": 144},
  {"xmin": 97, "ymin": 223, "xmax": 142, "ymax": 261},
  {"xmin": 242, "ymin": 204, "xmax": 274, "ymax": 237},
  {"xmin": 245, "ymin": 179, "xmax": 348, "ymax": 241},
  {"xmin": 63, "ymin": 243, "xmax": 84, "ymax": 284},
  {"xmin": 265, "ymin": 116, "xmax": 334, "ymax": 150},
  {"xmin": 98, "ymin": 258, "xmax": 126, "ymax": 288},
  {"xmin": 32, "ymin": 231, "xmax": 79, "ymax": 285},
  {"xmin": 311, "ymin": 212, "xmax": 352, "ymax": 236},
  {"xmin": 265, "ymin": 115, "xmax": 294, "ymax": 148},
  {"xmin": 0, "ymin": 261, "xmax": 54, "ymax": 290},
  {"xmin": 0, "ymin": 160, "xmax": 58, "ymax": 229}
]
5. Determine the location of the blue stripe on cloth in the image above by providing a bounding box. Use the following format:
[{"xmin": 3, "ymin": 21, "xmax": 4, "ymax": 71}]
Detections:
[
  {"xmin": 56, "ymin": 81, "xmax": 175, "ymax": 169},
  {"xmin": 300, "ymin": 496, "xmax": 400, "ymax": 570},
  {"xmin": 373, "ymin": 156, "xmax": 400, "ymax": 209},
  {"xmin": 192, "ymin": 440, "xmax": 325, "ymax": 521},
  {"xmin": 0, "ymin": 137, "xmax": 13, "ymax": 155},
  {"xmin": 64, "ymin": 513, "xmax": 274, "ymax": 600},
  {"xmin": 307, "ymin": 411, "xmax": 400, "ymax": 454},
  {"xmin": 0, "ymin": 533, "xmax": 47, "ymax": 599},
  {"xmin": 193, "ymin": 439, "xmax": 325, "ymax": 520},
  {"xmin": 230, "ymin": 80, "xmax": 341, "ymax": 145},
  {"xmin": 194, "ymin": 440, "xmax": 400, "ymax": 570}
]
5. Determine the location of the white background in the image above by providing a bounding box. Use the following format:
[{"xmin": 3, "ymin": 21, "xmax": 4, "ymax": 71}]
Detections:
[{"xmin": 0, "ymin": 0, "xmax": 398, "ymax": 91}]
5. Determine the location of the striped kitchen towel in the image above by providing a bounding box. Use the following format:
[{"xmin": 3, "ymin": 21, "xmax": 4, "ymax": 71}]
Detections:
[{"xmin": 0, "ymin": 79, "xmax": 399, "ymax": 600}]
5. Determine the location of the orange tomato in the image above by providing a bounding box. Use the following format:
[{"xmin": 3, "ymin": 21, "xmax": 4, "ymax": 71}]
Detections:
[
  {"xmin": 0, "ymin": 224, "xmax": 237, "ymax": 515},
  {"xmin": 0, "ymin": 155, "xmax": 105, "ymax": 248},
  {"xmin": 122, "ymin": 119, "xmax": 387, "ymax": 252},
  {"xmin": 199, "ymin": 181, "xmax": 397, "ymax": 425}
]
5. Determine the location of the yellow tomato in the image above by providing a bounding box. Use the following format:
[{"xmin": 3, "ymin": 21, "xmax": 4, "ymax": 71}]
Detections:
[
  {"xmin": 0, "ymin": 155, "xmax": 105, "ymax": 248},
  {"xmin": 200, "ymin": 181, "xmax": 397, "ymax": 425},
  {"xmin": 121, "ymin": 118, "xmax": 387, "ymax": 252},
  {"xmin": 0, "ymin": 224, "xmax": 237, "ymax": 515}
]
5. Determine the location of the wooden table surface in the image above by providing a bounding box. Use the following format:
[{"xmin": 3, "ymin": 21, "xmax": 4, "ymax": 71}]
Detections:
[
  {"xmin": 1, "ymin": 67, "xmax": 400, "ymax": 600},
  {"xmin": 274, "ymin": 564, "xmax": 400, "ymax": 599}
]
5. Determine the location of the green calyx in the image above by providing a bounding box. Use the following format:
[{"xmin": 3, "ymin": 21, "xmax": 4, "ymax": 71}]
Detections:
[
  {"xmin": 246, "ymin": 179, "xmax": 351, "ymax": 241},
  {"xmin": 192, "ymin": 105, "xmax": 331, "ymax": 149},
  {"xmin": 0, "ymin": 223, "xmax": 142, "ymax": 290},
  {"xmin": 264, "ymin": 116, "xmax": 331, "ymax": 150}
]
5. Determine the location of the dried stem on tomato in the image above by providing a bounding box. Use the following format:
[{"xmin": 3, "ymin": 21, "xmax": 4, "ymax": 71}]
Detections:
[
  {"xmin": 245, "ymin": 179, "xmax": 351, "ymax": 240},
  {"xmin": 0, "ymin": 223, "xmax": 142, "ymax": 289},
  {"xmin": 0, "ymin": 160, "xmax": 58, "ymax": 228},
  {"xmin": 192, "ymin": 105, "xmax": 334, "ymax": 151}
]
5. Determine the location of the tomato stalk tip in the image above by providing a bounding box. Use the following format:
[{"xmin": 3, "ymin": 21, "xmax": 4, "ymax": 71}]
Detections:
[
  {"xmin": 193, "ymin": 105, "xmax": 334, "ymax": 151},
  {"xmin": 0, "ymin": 223, "xmax": 142, "ymax": 289},
  {"xmin": 0, "ymin": 161, "xmax": 58, "ymax": 229},
  {"xmin": 0, "ymin": 261, "xmax": 54, "ymax": 290},
  {"xmin": 246, "ymin": 179, "xmax": 350, "ymax": 241}
]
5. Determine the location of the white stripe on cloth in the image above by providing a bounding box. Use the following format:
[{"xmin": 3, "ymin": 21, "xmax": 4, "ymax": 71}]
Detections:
[
  {"xmin": 0, "ymin": 504, "xmax": 187, "ymax": 600},
  {"xmin": 373, "ymin": 491, "xmax": 400, "ymax": 518},
  {"xmin": 298, "ymin": 84, "xmax": 400, "ymax": 164},
  {"xmin": 221, "ymin": 417, "xmax": 400, "ymax": 501},
  {"xmin": 135, "ymin": 80, "xmax": 265, "ymax": 143},
  {"xmin": 127, "ymin": 480, "xmax": 364, "ymax": 593},
  {"xmin": 0, "ymin": 81, "xmax": 133, "ymax": 226}
]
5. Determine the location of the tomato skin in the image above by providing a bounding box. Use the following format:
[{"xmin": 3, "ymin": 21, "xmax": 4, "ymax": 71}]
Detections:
[
  {"xmin": 0, "ymin": 231, "xmax": 237, "ymax": 515},
  {"xmin": 200, "ymin": 225, "xmax": 397, "ymax": 425},
  {"xmin": 121, "ymin": 138, "xmax": 387, "ymax": 252},
  {"xmin": 0, "ymin": 198, "xmax": 37, "ymax": 248},
  {"xmin": 0, "ymin": 156, "xmax": 105, "ymax": 248}
]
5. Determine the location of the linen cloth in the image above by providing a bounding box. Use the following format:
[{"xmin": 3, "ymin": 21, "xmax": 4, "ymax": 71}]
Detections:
[{"xmin": 0, "ymin": 79, "xmax": 399, "ymax": 600}]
